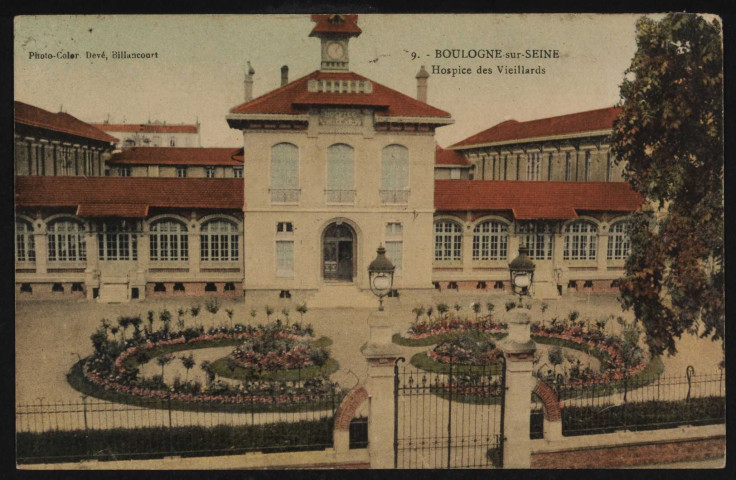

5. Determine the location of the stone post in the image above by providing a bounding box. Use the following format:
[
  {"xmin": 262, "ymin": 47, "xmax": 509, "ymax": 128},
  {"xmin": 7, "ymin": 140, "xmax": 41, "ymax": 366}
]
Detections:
[
  {"xmin": 360, "ymin": 309, "xmax": 403, "ymax": 469},
  {"xmin": 501, "ymin": 309, "xmax": 537, "ymax": 468}
]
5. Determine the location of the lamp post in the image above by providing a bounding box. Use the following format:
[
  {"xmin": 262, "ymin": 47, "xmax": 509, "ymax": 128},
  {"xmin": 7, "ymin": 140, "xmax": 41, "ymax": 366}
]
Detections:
[
  {"xmin": 509, "ymin": 244, "xmax": 536, "ymax": 303},
  {"xmin": 368, "ymin": 244, "xmax": 395, "ymax": 311}
]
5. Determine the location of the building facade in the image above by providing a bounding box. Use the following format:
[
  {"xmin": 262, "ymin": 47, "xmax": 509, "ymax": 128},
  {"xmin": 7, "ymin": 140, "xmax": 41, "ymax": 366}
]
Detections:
[
  {"xmin": 14, "ymin": 14, "xmax": 643, "ymax": 303},
  {"xmin": 107, "ymin": 147, "xmax": 244, "ymax": 179},
  {"xmin": 225, "ymin": 14, "xmax": 453, "ymax": 302},
  {"xmin": 91, "ymin": 121, "xmax": 201, "ymax": 150},
  {"xmin": 14, "ymin": 101, "xmax": 117, "ymax": 177}
]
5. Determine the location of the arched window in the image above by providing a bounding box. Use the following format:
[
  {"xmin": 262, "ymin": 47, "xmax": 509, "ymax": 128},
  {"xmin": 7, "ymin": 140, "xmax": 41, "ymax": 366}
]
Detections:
[
  {"xmin": 607, "ymin": 221, "xmax": 631, "ymax": 260},
  {"xmin": 150, "ymin": 219, "xmax": 188, "ymax": 261},
  {"xmin": 563, "ymin": 220, "xmax": 598, "ymax": 260},
  {"xmin": 15, "ymin": 220, "xmax": 35, "ymax": 262},
  {"xmin": 270, "ymin": 143, "xmax": 299, "ymax": 203},
  {"xmin": 48, "ymin": 219, "xmax": 86, "ymax": 262},
  {"xmin": 472, "ymin": 221, "xmax": 508, "ymax": 261},
  {"xmin": 517, "ymin": 222, "xmax": 553, "ymax": 260},
  {"xmin": 434, "ymin": 220, "xmax": 462, "ymax": 261},
  {"xmin": 381, "ymin": 145, "xmax": 409, "ymax": 204},
  {"xmin": 326, "ymin": 144, "xmax": 355, "ymax": 203},
  {"xmin": 201, "ymin": 219, "xmax": 239, "ymax": 262},
  {"xmin": 97, "ymin": 220, "xmax": 137, "ymax": 261}
]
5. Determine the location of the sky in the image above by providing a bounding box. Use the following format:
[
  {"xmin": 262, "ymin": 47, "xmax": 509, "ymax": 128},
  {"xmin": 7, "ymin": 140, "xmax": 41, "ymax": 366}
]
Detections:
[{"xmin": 14, "ymin": 14, "xmax": 647, "ymax": 148}]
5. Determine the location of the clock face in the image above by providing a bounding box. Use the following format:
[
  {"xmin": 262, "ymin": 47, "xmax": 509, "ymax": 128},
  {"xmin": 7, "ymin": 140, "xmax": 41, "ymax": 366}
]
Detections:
[{"xmin": 327, "ymin": 42, "xmax": 344, "ymax": 60}]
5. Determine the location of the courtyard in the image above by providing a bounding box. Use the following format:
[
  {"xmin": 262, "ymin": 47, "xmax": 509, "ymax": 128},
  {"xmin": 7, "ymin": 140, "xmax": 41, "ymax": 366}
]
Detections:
[{"xmin": 15, "ymin": 291, "xmax": 724, "ymax": 407}]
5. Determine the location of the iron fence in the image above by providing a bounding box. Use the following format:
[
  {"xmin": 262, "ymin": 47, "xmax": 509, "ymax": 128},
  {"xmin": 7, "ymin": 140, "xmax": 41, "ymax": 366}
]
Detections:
[
  {"xmin": 558, "ymin": 366, "xmax": 725, "ymax": 436},
  {"xmin": 394, "ymin": 357, "xmax": 505, "ymax": 469},
  {"xmin": 16, "ymin": 391, "xmax": 344, "ymax": 464}
]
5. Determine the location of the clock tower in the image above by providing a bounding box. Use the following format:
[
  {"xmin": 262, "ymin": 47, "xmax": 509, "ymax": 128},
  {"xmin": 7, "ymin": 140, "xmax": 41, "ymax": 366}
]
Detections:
[{"xmin": 310, "ymin": 14, "xmax": 362, "ymax": 71}]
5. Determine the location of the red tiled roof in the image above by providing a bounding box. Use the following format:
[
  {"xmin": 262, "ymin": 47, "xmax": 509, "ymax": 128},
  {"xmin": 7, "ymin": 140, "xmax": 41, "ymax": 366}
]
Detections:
[
  {"xmin": 434, "ymin": 180, "xmax": 643, "ymax": 219},
  {"xmin": 15, "ymin": 101, "xmax": 118, "ymax": 144},
  {"xmin": 92, "ymin": 123, "xmax": 199, "ymax": 134},
  {"xmin": 450, "ymin": 107, "xmax": 622, "ymax": 149},
  {"xmin": 15, "ymin": 176, "xmax": 243, "ymax": 217},
  {"xmin": 108, "ymin": 147, "xmax": 244, "ymax": 166},
  {"xmin": 229, "ymin": 70, "xmax": 451, "ymax": 119},
  {"xmin": 309, "ymin": 14, "xmax": 362, "ymax": 36},
  {"xmin": 435, "ymin": 145, "xmax": 470, "ymax": 166}
]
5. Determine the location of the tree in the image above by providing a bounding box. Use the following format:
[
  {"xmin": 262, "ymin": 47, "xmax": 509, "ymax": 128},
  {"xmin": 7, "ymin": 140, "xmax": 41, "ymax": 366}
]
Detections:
[
  {"xmin": 548, "ymin": 347, "xmax": 564, "ymax": 376},
  {"xmin": 180, "ymin": 353, "xmax": 195, "ymax": 382},
  {"xmin": 156, "ymin": 354, "xmax": 174, "ymax": 384},
  {"xmin": 612, "ymin": 13, "xmax": 723, "ymax": 357}
]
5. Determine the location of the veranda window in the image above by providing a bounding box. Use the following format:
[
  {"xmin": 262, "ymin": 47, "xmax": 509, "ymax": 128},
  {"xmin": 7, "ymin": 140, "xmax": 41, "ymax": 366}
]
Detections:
[
  {"xmin": 97, "ymin": 220, "xmax": 136, "ymax": 261},
  {"xmin": 150, "ymin": 219, "xmax": 188, "ymax": 261},
  {"xmin": 15, "ymin": 220, "xmax": 35, "ymax": 262},
  {"xmin": 201, "ymin": 219, "xmax": 239, "ymax": 261},
  {"xmin": 434, "ymin": 220, "xmax": 462, "ymax": 261},
  {"xmin": 563, "ymin": 220, "xmax": 598, "ymax": 260},
  {"xmin": 607, "ymin": 221, "xmax": 631, "ymax": 260},
  {"xmin": 472, "ymin": 221, "xmax": 508, "ymax": 261},
  {"xmin": 48, "ymin": 219, "xmax": 87, "ymax": 262}
]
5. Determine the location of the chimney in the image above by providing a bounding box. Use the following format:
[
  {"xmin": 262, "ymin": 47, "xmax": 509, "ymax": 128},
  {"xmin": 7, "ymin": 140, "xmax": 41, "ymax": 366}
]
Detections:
[
  {"xmin": 281, "ymin": 65, "xmax": 289, "ymax": 87},
  {"xmin": 244, "ymin": 61, "xmax": 255, "ymax": 102},
  {"xmin": 416, "ymin": 65, "xmax": 429, "ymax": 103}
]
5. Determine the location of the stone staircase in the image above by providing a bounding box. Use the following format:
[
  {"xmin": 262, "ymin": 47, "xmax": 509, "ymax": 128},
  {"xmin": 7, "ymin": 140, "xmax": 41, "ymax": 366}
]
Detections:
[
  {"xmin": 307, "ymin": 283, "xmax": 379, "ymax": 309},
  {"xmin": 97, "ymin": 275, "xmax": 130, "ymax": 303}
]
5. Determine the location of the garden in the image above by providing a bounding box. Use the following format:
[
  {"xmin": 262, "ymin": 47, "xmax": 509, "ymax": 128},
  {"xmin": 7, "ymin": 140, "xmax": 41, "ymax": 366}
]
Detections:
[
  {"xmin": 392, "ymin": 300, "xmax": 662, "ymax": 399},
  {"xmin": 68, "ymin": 300, "xmax": 342, "ymax": 412}
]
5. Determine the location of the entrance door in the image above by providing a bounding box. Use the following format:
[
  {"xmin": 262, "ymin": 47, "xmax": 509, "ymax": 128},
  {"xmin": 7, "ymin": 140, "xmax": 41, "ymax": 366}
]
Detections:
[{"xmin": 323, "ymin": 223, "xmax": 355, "ymax": 281}]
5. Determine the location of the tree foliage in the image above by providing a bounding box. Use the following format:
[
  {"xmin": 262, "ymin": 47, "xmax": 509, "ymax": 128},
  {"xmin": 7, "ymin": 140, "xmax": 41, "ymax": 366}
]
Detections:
[{"xmin": 612, "ymin": 14, "xmax": 723, "ymax": 357}]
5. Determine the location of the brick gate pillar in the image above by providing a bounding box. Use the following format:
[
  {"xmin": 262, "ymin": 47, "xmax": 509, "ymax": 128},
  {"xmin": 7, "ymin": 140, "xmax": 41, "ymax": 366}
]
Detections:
[
  {"xmin": 501, "ymin": 309, "xmax": 537, "ymax": 468},
  {"xmin": 360, "ymin": 309, "xmax": 402, "ymax": 469}
]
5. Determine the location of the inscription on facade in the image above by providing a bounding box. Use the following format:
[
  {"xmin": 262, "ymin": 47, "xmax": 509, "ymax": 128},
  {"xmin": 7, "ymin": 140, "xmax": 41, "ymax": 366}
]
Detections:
[{"xmin": 319, "ymin": 108, "xmax": 363, "ymax": 126}]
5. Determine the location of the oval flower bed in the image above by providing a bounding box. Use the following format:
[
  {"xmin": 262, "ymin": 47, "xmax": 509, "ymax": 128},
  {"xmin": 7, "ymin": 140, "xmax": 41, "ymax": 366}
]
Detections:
[
  {"xmin": 530, "ymin": 322, "xmax": 654, "ymax": 387},
  {"xmin": 73, "ymin": 321, "xmax": 340, "ymax": 411}
]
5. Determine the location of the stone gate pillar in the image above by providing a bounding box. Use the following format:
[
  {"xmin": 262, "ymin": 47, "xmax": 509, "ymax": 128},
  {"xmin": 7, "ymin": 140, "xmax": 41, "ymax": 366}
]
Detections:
[
  {"xmin": 360, "ymin": 309, "xmax": 402, "ymax": 469},
  {"xmin": 501, "ymin": 309, "xmax": 537, "ymax": 468}
]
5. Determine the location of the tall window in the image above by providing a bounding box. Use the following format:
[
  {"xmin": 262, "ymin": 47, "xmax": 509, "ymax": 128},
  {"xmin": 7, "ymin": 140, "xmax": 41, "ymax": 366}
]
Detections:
[
  {"xmin": 565, "ymin": 152, "xmax": 572, "ymax": 181},
  {"xmin": 584, "ymin": 151, "xmax": 592, "ymax": 181},
  {"xmin": 176, "ymin": 166, "xmax": 187, "ymax": 178},
  {"xmin": 169, "ymin": 136, "xmax": 176, "ymax": 147},
  {"xmin": 381, "ymin": 145, "xmax": 409, "ymax": 203},
  {"xmin": 275, "ymin": 221, "xmax": 294, "ymax": 277},
  {"xmin": 472, "ymin": 220, "xmax": 508, "ymax": 261},
  {"xmin": 201, "ymin": 219, "xmax": 238, "ymax": 262},
  {"xmin": 233, "ymin": 166, "xmax": 243, "ymax": 178},
  {"xmin": 48, "ymin": 219, "xmax": 86, "ymax": 262},
  {"xmin": 526, "ymin": 152, "xmax": 541, "ymax": 180},
  {"xmin": 15, "ymin": 220, "xmax": 35, "ymax": 262},
  {"xmin": 150, "ymin": 219, "xmax": 188, "ymax": 261},
  {"xmin": 434, "ymin": 220, "xmax": 462, "ymax": 261},
  {"xmin": 563, "ymin": 220, "xmax": 598, "ymax": 260},
  {"xmin": 606, "ymin": 150, "xmax": 613, "ymax": 182},
  {"xmin": 517, "ymin": 222, "xmax": 553, "ymax": 260},
  {"xmin": 119, "ymin": 166, "xmax": 131, "ymax": 177},
  {"xmin": 271, "ymin": 143, "xmax": 299, "ymax": 203},
  {"xmin": 548, "ymin": 153, "xmax": 553, "ymax": 180},
  {"xmin": 385, "ymin": 222, "xmax": 403, "ymax": 272},
  {"xmin": 607, "ymin": 221, "xmax": 631, "ymax": 260},
  {"xmin": 205, "ymin": 166, "xmax": 216, "ymax": 178},
  {"xmin": 326, "ymin": 143, "xmax": 355, "ymax": 203},
  {"xmin": 97, "ymin": 220, "xmax": 136, "ymax": 261}
]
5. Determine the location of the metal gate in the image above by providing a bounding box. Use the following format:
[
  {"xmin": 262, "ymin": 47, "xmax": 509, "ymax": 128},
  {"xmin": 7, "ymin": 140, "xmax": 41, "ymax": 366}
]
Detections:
[{"xmin": 393, "ymin": 356, "xmax": 506, "ymax": 469}]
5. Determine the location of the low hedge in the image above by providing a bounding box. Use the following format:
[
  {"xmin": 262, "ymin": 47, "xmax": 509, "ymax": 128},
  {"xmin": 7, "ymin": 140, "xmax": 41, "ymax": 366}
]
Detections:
[
  {"xmin": 410, "ymin": 351, "xmax": 503, "ymax": 375},
  {"xmin": 562, "ymin": 396, "xmax": 726, "ymax": 436},
  {"xmin": 17, "ymin": 418, "xmax": 334, "ymax": 464}
]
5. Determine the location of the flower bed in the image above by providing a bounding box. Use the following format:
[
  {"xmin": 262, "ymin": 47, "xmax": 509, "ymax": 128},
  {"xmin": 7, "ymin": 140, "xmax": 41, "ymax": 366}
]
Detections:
[
  {"xmin": 75, "ymin": 320, "xmax": 339, "ymax": 409},
  {"xmin": 394, "ymin": 316, "xmax": 508, "ymax": 347},
  {"xmin": 531, "ymin": 323, "xmax": 648, "ymax": 386},
  {"xmin": 428, "ymin": 334, "xmax": 502, "ymax": 366}
]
